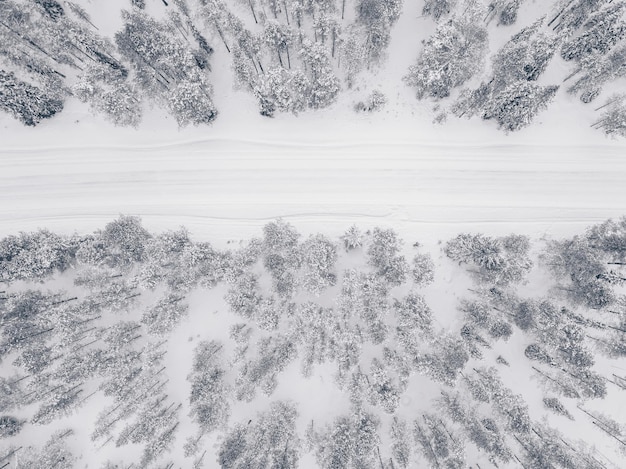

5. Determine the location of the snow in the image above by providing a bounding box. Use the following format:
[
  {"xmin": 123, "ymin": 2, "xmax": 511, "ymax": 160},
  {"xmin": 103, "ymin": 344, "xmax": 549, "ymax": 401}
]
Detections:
[
  {"xmin": 2, "ymin": 1, "xmax": 626, "ymax": 468},
  {"xmin": 1, "ymin": 138, "xmax": 625, "ymax": 248},
  {"xmin": 2, "ymin": 1, "xmax": 625, "ymax": 243}
]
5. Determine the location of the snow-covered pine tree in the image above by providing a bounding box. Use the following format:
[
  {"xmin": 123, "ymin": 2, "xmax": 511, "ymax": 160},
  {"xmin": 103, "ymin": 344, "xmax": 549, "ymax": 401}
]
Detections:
[
  {"xmin": 405, "ymin": 17, "xmax": 488, "ymax": 99},
  {"xmin": 0, "ymin": 70, "xmax": 63, "ymax": 126},
  {"xmin": 218, "ymin": 401, "xmax": 300, "ymax": 468}
]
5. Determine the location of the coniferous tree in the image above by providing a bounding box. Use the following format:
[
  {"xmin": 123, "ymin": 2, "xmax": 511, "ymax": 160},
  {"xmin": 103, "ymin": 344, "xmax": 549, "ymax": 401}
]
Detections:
[
  {"xmin": 141, "ymin": 294, "xmax": 188, "ymax": 336},
  {"xmin": 367, "ymin": 227, "xmax": 409, "ymax": 286},
  {"xmin": 439, "ymin": 391, "xmax": 513, "ymax": 465},
  {"xmin": 169, "ymin": 240, "xmax": 230, "ymax": 291},
  {"xmin": 340, "ymin": 269, "xmax": 390, "ymax": 344},
  {"xmin": 543, "ymin": 396, "xmax": 574, "ymax": 419},
  {"xmin": 15, "ymin": 429, "xmax": 76, "ymax": 469},
  {"xmin": 292, "ymin": 302, "xmax": 337, "ymax": 376},
  {"xmin": 356, "ymin": 0, "xmax": 402, "ymax": 62},
  {"xmin": 445, "ymin": 233, "xmax": 533, "ymax": 285},
  {"xmin": 492, "ymin": 19, "xmax": 558, "ymax": 85},
  {"xmin": 73, "ymin": 63, "xmax": 141, "ymax": 127},
  {"xmin": 550, "ymin": 0, "xmax": 612, "ymax": 36},
  {"xmin": 354, "ymin": 89, "xmax": 387, "ymax": 113},
  {"xmin": 312, "ymin": 407, "xmax": 381, "ymax": 469},
  {"xmin": 569, "ymin": 46, "xmax": 626, "ymax": 103},
  {"xmin": 422, "ymin": 0, "xmax": 458, "ymax": 21},
  {"xmin": 34, "ymin": 0, "xmax": 65, "ymax": 20},
  {"xmin": 115, "ymin": 8, "xmax": 217, "ymax": 126},
  {"xmin": 460, "ymin": 299, "xmax": 513, "ymax": 341},
  {"xmin": 417, "ymin": 334, "xmax": 469, "ymax": 385},
  {"xmin": 342, "ymin": 225, "xmax": 363, "ymax": 251},
  {"xmin": 405, "ymin": 17, "xmax": 488, "ymax": 100},
  {"xmin": 395, "ymin": 291, "xmax": 433, "ymax": 333},
  {"xmin": 0, "ymin": 70, "xmax": 63, "ymax": 126},
  {"xmin": 497, "ymin": 0, "xmax": 525, "ymax": 26},
  {"xmin": 390, "ymin": 416, "xmax": 413, "ymax": 468},
  {"xmin": 300, "ymin": 234, "xmax": 338, "ymax": 295},
  {"xmin": 543, "ymin": 234, "xmax": 619, "ymax": 309},
  {"xmin": 0, "ymin": 229, "xmax": 74, "ymax": 282},
  {"xmin": 186, "ymin": 341, "xmax": 230, "ymax": 456},
  {"xmin": 413, "ymin": 413, "xmax": 465, "ymax": 468},
  {"xmin": 560, "ymin": 3, "xmax": 626, "ymax": 62},
  {"xmin": 453, "ymin": 18, "xmax": 560, "ymax": 131},
  {"xmin": 471, "ymin": 367, "xmax": 531, "ymax": 433},
  {"xmin": 218, "ymin": 401, "xmax": 301, "ymax": 469},
  {"xmin": 0, "ymin": 414, "xmax": 23, "ymax": 438},
  {"xmin": 235, "ymin": 334, "xmax": 297, "ymax": 401},
  {"xmin": 97, "ymin": 215, "xmax": 151, "ymax": 268},
  {"xmin": 225, "ymin": 272, "xmax": 263, "ymax": 320},
  {"xmin": 482, "ymin": 81, "xmax": 559, "ymax": 132},
  {"xmin": 594, "ymin": 94, "xmax": 626, "ymax": 136},
  {"xmin": 411, "ymin": 252, "xmax": 435, "ymax": 286},
  {"xmin": 367, "ymin": 357, "xmax": 400, "ymax": 413}
]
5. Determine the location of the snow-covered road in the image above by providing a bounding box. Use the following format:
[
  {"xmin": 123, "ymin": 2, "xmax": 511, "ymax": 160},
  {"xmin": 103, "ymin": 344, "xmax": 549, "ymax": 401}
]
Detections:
[{"xmin": 1, "ymin": 140, "xmax": 625, "ymax": 240}]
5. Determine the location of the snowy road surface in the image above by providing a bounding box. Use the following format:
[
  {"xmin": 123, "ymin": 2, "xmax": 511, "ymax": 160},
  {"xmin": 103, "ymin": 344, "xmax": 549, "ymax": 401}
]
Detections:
[{"xmin": 1, "ymin": 140, "xmax": 625, "ymax": 240}]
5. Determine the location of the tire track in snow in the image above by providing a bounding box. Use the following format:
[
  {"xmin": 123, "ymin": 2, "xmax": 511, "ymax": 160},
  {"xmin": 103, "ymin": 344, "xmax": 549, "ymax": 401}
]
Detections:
[{"xmin": 1, "ymin": 137, "xmax": 625, "ymax": 154}]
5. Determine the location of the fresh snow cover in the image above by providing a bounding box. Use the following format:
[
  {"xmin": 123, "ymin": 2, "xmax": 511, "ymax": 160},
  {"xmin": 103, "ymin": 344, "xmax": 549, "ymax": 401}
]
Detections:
[
  {"xmin": 1, "ymin": 139, "xmax": 626, "ymax": 245},
  {"xmin": 1, "ymin": 0, "xmax": 626, "ymax": 468}
]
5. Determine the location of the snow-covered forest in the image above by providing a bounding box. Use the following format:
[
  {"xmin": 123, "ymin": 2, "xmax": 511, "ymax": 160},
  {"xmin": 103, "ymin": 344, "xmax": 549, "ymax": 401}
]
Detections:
[
  {"xmin": 0, "ymin": 216, "xmax": 625, "ymax": 468},
  {"xmin": 1, "ymin": 1, "xmax": 626, "ymax": 468},
  {"xmin": 2, "ymin": 0, "xmax": 626, "ymax": 135}
]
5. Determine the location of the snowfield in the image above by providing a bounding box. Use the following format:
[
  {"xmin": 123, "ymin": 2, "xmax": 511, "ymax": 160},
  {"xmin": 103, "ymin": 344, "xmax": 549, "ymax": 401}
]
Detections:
[{"xmin": 2, "ymin": 0, "xmax": 626, "ymax": 468}]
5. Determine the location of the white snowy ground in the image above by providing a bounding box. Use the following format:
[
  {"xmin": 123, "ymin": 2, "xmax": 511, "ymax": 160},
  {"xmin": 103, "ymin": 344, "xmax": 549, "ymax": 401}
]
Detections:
[
  {"xmin": 1, "ymin": 137, "xmax": 626, "ymax": 246},
  {"xmin": 1, "ymin": 1, "xmax": 626, "ymax": 467}
]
